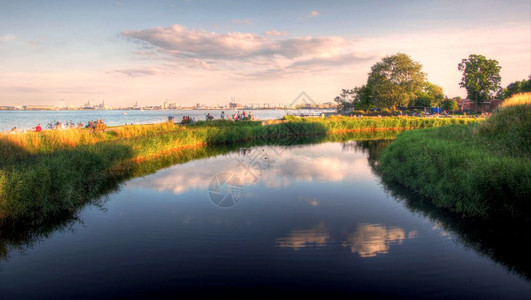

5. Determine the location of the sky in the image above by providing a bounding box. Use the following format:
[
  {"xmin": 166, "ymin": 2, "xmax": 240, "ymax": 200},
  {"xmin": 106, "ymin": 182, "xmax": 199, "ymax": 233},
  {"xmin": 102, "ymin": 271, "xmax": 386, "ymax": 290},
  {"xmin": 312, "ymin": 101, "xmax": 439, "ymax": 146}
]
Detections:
[{"xmin": 0, "ymin": 0, "xmax": 530, "ymax": 107}]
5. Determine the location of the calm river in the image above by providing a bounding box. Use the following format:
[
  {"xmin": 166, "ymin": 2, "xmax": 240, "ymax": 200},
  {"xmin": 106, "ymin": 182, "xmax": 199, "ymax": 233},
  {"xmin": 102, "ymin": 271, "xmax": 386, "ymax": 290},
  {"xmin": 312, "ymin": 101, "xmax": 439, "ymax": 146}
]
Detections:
[{"xmin": 0, "ymin": 140, "xmax": 529, "ymax": 298}]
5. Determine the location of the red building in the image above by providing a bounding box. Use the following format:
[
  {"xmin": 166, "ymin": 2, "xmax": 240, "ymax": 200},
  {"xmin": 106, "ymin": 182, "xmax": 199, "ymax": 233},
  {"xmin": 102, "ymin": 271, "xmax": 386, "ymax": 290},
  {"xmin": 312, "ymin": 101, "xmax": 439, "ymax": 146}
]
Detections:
[{"xmin": 459, "ymin": 99, "xmax": 503, "ymax": 112}]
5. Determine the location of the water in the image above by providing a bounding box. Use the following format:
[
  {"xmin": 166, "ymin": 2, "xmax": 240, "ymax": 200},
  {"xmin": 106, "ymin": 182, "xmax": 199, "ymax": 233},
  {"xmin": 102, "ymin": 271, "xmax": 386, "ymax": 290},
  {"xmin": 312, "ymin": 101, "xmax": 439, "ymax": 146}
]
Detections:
[
  {"xmin": 0, "ymin": 141, "xmax": 529, "ymax": 298},
  {"xmin": 0, "ymin": 109, "xmax": 331, "ymax": 132}
]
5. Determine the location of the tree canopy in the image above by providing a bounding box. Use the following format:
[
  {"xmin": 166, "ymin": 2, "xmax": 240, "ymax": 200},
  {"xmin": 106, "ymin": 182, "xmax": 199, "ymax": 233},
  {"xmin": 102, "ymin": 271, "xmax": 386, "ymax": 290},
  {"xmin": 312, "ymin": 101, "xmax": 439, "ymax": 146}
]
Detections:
[
  {"xmin": 334, "ymin": 53, "xmax": 427, "ymax": 111},
  {"xmin": 441, "ymin": 99, "xmax": 459, "ymax": 112},
  {"xmin": 414, "ymin": 82, "xmax": 445, "ymax": 107},
  {"xmin": 497, "ymin": 76, "xmax": 531, "ymax": 99},
  {"xmin": 458, "ymin": 54, "xmax": 501, "ymax": 103},
  {"xmin": 368, "ymin": 53, "xmax": 426, "ymax": 109}
]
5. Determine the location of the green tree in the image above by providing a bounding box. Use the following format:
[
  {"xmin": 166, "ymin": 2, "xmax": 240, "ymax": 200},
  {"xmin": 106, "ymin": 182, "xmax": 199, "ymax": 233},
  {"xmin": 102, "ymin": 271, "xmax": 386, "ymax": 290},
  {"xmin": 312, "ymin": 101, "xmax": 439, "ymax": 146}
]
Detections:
[
  {"xmin": 334, "ymin": 88, "xmax": 355, "ymax": 112},
  {"xmin": 352, "ymin": 85, "xmax": 373, "ymax": 111},
  {"xmin": 368, "ymin": 53, "xmax": 426, "ymax": 109},
  {"xmin": 441, "ymin": 99, "xmax": 458, "ymax": 112},
  {"xmin": 497, "ymin": 77, "xmax": 531, "ymax": 99},
  {"xmin": 414, "ymin": 82, "xmax": 445, "ymax": 107},
  {"xmin": 458, "ymin": 54, "xmax": 502, "ymax": 112},
  {"xmin": 333, "ymin": 85, "xmax": 374, "ymax": 112}
]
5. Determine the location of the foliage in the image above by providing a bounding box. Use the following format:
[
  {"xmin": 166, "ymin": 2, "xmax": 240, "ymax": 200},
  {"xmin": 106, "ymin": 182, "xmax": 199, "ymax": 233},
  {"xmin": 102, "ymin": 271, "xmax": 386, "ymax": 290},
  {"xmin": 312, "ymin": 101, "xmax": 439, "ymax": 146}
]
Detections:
[
  {"xmin": 368, "ymin": 53, "xmax": 426, "ymax": 109},
  {"xmin": 441, "ymin": 99, "xmax": 459, "ymax": 112},
  {"xmin": 378, "ymin": 94, "xmax": 531, "ymax": 219},
  {"xmin": 334, "ymin": 88, "xmax": 355, "ymax": 112},
  {"xmin": 458, "ymin": 54, "xmax": 502, "ymax": 109},
  {"xmin": 334, "ymin": 85, "xmax": 373, "ymax": 112},
  {"xmin": 415, "ymin": 82, "xmax": 445, "ymax": 107},
  {"xmin": 497, "ymin": 77, "xmax": 531, "ymax": 99}
]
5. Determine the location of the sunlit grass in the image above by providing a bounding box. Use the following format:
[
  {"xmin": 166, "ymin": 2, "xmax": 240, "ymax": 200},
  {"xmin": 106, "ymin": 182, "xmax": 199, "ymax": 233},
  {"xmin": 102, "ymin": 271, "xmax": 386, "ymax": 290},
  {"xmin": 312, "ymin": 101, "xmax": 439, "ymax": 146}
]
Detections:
[
  {"xmin": 501, "ymin": 92, "xmax": 531, "ymax": 107},
  {"xmin": 378, "ymin": 96, "xmax": 531, "ymax": 219},
  {"xmin": 0, "ymin": 116, "xmax": 484, "ymax": 225}
]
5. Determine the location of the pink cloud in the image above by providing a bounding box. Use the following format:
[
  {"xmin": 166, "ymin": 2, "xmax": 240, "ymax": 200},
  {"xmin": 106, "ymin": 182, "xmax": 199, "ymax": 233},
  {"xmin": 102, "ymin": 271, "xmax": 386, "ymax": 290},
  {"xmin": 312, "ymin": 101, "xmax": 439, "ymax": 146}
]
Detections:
[
  {"xmin": 306, "ymin": 11, "xmax": 319, "ymax": 18},
  {"xmin": 265, "ymin": 30, "xmax": 289, "ymax": 37},
  {"xmin": 122, "ymin": 24, "xmax": 350, "ymax": 60}
]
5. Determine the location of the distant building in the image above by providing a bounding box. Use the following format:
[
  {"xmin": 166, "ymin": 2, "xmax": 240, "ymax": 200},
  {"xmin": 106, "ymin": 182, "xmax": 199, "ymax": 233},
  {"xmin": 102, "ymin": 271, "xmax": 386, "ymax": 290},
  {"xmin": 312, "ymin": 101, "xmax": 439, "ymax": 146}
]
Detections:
[
  {"xmin": 229, "ymin": 102, "xmax": 243, "ymax": 109},
  {"xmin": 24, "ymin": 105, "xmax": 57, "ymax": 111},
  {"xmin": 460, "ymin": 99, "xmax": 503, "ymax": 112}
]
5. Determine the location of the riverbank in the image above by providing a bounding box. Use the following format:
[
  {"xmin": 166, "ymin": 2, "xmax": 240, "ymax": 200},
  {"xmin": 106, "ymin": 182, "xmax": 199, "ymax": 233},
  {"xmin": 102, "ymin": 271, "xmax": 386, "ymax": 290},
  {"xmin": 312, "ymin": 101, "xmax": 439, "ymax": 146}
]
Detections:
[
  {"xmin": 377, "ymin": 93, "xmax": 531, "ymax": 221},
  {"xmin": 0, "ymin": 116, "xmax": 479, "ymax": 225}
]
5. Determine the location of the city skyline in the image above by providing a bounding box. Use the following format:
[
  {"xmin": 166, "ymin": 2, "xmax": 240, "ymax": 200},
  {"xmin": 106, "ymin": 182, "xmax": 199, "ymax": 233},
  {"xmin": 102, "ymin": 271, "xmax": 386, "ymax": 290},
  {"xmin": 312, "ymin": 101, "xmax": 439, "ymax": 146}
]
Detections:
[{"xmin": 1, "ymin": 0, "xmax": 530, "ymax": 106}]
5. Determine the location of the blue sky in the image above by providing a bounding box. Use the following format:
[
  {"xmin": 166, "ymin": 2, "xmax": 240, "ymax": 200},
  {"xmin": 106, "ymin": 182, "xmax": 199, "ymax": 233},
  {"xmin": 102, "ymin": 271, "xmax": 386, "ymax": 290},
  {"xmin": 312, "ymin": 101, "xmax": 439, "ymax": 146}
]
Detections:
[{"xmin": 1, "ymin": 0, "xmax": 530, "ymax": 106}]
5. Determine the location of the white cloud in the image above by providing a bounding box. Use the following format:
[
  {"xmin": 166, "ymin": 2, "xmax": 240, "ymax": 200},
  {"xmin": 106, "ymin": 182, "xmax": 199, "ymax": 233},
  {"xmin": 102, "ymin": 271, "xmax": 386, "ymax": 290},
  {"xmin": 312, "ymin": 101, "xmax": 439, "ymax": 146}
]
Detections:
[
  {"xmin": 0, "ymin": 34, "xmax": 15, "ymax": 42},
  {"xmin": 306, "ymin": 11, "xmax": 319, "ymax": 18}
]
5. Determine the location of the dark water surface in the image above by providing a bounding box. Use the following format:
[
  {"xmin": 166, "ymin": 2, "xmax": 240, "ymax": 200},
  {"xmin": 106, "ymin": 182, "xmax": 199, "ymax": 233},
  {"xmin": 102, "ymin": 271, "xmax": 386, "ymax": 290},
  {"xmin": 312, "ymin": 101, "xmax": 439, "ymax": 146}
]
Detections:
[{"xmin": 0, "ymin": 141, "xmax": 529, "ymax": 298}]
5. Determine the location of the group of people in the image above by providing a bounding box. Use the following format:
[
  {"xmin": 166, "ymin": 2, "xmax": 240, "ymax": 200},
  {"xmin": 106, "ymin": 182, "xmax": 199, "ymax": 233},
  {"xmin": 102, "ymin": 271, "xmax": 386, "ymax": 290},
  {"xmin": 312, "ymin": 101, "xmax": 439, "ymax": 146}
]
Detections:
[
  {"xmin": 223, "ymin": 110, "xmax": 254, "ymax": 121},
  {"xmin": 178, "ymin": 111, "xmax": 255, "ymax": 124},
  {"xmin": 181, "ymin": 116, "xmax": 195, "ymax": 125},
  {"xmin": 48, "ymin": 120, "xmax": 83, "ymax": 129},
  {"xmin": 86, "ymin": 119, "xmax": 107, "ymax": 132}
]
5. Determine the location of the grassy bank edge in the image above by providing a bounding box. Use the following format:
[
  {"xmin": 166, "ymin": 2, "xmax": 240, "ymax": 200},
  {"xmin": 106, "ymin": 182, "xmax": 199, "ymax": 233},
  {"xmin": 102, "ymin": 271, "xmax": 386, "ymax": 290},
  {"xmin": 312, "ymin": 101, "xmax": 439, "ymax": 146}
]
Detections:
[
  {"xmin": 377, "ymin": 95, "xmax": 530, "ymax": 220},
  {"xmin": 0, "ymin": 116, "xmax": 480, "ymax": 224}
]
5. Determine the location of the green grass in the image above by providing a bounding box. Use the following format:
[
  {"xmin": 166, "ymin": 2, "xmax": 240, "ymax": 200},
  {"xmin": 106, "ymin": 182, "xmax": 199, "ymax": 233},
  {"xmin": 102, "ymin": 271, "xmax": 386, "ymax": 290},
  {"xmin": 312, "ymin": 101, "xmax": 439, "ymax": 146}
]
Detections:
[
  {"xmin": 284, "ymin": 115, "xmax": 479, "ymax": 131},
  {"xmin": 377, "ymin": 94, "xmax": 531, "ymax": 220},
  {"xmin": 0, "ymin": 116, "xmax": 480, "ymax": 225}
]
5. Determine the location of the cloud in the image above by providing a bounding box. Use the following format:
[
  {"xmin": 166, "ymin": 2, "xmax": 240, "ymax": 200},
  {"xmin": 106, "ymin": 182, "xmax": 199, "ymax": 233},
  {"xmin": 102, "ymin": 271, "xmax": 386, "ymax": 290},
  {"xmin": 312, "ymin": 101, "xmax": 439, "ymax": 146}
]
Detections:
[
  {"xmin": 0, "ymin": 34, "xmax": 15, "ymax": 42},
  {"xmin": 288, "ymin": 53, "xmax": 374, "ymax": 69},
  {"xmin": 306, "ymin": 10, "xmax": 319, "ymax": 18},
  {"xmin": 264, "ymin": 30, "xmax": 289, "ymax": 37},
  {"xmin": 110, "ymin": 68, "xmax": 164, "ymax": 77},
  {"xmin": 122, "ymin": 24, "xmax": 350, "ymax": 61}
]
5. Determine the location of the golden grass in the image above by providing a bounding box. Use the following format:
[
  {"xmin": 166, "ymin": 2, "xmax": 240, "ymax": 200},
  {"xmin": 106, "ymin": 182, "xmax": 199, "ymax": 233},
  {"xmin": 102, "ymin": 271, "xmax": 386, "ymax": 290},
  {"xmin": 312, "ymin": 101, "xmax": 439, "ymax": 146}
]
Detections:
[
  {"xmin": 501, "ymin": 92, "xmax": 531, "ymax": 107},
  {"xmin": 1, "ymin": 128, "xmax": 105, "ymax": 153},
  {"xmin": 0, "ymin": 122, "xmax": 185, "ymax": 154},
  {"xmin": 112, "ymin": 122, "xmax": 185, "ymax": 138}
]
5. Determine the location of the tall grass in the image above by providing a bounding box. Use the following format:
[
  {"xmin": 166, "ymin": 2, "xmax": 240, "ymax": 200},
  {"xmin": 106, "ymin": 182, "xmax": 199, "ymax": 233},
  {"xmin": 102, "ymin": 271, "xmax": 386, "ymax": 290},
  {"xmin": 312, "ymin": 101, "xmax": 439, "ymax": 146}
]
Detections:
[
  {"xmin": 377, "ymin": 94, "xmax": 531, "ymax": 220},
  {"xmin": 0, "ymin": 116, "xmax": 478, "ymax": 225},
  {"xmin": 284, "ymin": 115, "xmax": 480, "ymax": 132},
  {"xmin": 501, "ymin": 92, "xmax": 531, "ymax": 107}
]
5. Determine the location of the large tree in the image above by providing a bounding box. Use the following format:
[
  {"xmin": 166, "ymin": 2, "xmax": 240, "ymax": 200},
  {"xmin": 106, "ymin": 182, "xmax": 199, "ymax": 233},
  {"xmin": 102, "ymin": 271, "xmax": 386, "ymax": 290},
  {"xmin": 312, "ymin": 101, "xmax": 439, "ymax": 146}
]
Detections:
[
  {"xmin": 458, "ymin": 54, "xmax": 501, "ymax": 111},
  {"xmin": 367, "ymin": 53, "xmax": 426, "ymax": 109}
]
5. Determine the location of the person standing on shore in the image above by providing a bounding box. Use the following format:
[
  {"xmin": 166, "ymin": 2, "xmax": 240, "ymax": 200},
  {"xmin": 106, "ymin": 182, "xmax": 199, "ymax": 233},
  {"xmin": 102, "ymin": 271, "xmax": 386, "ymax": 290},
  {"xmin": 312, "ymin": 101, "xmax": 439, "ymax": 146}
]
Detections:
[
  {"xmin": 221, "ymin": 111, "xmax": 225, "ymax": 119},
  {"xmin": 35, "ymin": 124, "xmax": 42, "ymax": 132}
]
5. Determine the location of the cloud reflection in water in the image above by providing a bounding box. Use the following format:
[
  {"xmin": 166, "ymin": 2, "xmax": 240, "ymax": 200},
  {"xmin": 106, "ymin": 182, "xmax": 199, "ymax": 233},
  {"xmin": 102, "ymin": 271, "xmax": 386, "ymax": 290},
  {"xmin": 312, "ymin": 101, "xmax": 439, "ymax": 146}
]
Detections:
[
  {"xmin": 276, "ymin": 223, "xmax": 417, "ymax": 257},
  {"xmin": 126, "ymin": 143, "xmax": 372, "ymax": 194}
]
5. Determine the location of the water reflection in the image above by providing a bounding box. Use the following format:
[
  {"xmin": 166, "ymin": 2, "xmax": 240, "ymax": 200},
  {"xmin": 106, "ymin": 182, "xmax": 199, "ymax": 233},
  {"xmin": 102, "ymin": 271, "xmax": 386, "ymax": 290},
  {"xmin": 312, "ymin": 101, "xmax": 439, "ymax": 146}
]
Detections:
[
  {"xmin": 276, "ymin": 222, "xmax": 329, "ymax": 250},
  {"xmin": 127, "ymin": 142, "xmax": 373, "ymax": 194},
  {"xmin": 342, "ymin": 224, "xmax": 409, "ymax": 257},
  {"xmin": 276, "ymin": 223, "xmax": 416, "ymax": 257},
  {"xmin": 1, "ymin": 131, "xmax": 529, "ymax": 291}
]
